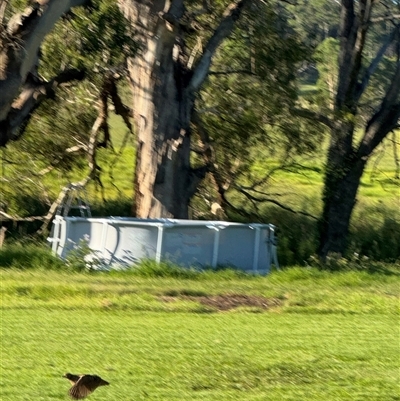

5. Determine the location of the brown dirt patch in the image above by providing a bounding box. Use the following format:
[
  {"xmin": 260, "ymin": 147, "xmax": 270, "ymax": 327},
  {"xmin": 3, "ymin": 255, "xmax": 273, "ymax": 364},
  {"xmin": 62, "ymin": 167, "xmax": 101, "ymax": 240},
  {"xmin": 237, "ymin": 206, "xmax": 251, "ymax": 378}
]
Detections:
[{"xmin": 159, "ymin": 293, "xmax": 281, "ymax": 311}]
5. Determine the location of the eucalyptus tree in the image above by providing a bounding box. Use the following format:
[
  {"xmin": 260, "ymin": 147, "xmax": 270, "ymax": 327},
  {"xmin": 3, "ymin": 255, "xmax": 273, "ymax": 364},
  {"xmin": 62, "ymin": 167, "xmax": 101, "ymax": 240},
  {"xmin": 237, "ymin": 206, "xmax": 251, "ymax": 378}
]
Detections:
[
  {"xmin": 118, "ymin": 0, "xmax": 320, "ymax": 219},
  {"xmin": 117, "ymin": 0, "xmax": 255, "ymax": 218}
]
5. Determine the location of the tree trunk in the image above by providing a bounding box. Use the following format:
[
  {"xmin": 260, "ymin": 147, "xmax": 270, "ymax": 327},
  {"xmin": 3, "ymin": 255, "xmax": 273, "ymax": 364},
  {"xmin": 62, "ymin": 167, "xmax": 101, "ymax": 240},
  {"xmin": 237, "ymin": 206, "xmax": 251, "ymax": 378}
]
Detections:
[
  {"xmin": 119, "ymin": 0, "xmax": 249, "ymax": 218},
  {"xmin": 318, "ymin": 144, "xmax": 366, "ymax": 258},
  {"xmin": 132, "ymin": 61, "xmax": 196, "ymax": 219},
  {"xmin": 122, "ymin": 0, "xmax": 194, "ymax": 218},
  {"xmin": 317, "ymin": 0, "xmax": 400, "ymax": 259},
  {"xmin": 318, "ymin": 100, "xmax": 400, "ymax": 258}
]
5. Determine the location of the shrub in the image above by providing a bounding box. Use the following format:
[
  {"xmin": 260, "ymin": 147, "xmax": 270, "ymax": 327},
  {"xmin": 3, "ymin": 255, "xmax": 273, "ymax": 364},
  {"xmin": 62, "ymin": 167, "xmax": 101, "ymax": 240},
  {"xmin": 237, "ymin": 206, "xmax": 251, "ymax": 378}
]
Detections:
[{"xmin": 259, "ymin": 203, "xmax": 400, "ymax": 266}]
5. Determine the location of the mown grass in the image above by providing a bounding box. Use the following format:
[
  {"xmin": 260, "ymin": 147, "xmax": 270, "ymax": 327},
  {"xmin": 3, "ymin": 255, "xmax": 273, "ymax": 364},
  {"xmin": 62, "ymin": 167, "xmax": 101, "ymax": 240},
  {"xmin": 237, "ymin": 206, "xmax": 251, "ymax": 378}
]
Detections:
[
  {"xmin": 1, "ymin": 262, "xmax": 399, "ymax": 401},
  {"xmin": 1, "ymin": 262, "xmax": 399, "ymax": 314},
  {"xmin": 2, "ymin": 310, "xmax": 398, "ymax": 401}
]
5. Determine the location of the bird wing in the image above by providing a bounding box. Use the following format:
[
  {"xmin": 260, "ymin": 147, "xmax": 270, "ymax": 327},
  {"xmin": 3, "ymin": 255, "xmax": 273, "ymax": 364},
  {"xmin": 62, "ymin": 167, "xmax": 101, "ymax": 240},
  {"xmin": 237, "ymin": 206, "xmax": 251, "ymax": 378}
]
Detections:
[
  {"xmin": 64, "ymin": 373, "xmax": 81, "ymax": 385},
  {"xmin": 68, "ymin": 376, "xmax": 97, "ymax": 400}
]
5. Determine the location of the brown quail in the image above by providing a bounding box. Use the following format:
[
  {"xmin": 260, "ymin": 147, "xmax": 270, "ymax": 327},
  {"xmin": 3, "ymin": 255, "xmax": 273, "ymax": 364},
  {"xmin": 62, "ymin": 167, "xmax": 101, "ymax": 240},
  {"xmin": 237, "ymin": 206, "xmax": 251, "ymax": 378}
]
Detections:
[{"xmin": 63, "ymin": 373, "xmax": 109, "ymax": 399}]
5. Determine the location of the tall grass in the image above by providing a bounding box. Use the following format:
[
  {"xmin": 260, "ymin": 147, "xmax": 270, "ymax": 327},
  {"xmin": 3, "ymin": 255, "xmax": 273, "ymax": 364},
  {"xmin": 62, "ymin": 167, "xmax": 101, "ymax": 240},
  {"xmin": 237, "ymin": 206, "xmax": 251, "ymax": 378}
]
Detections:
[
  {"xmin": 235, "ymin": 201, "xmax": 400, "ymax": 266},
  {"xmin": 0, "ymin": 242, "xmax": 64, "ymax": 269}
]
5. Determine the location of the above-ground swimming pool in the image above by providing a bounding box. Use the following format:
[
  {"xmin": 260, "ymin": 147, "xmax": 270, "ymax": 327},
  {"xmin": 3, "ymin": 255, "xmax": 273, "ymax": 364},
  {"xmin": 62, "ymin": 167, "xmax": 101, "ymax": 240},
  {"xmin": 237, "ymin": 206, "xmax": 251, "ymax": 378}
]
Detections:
[{"xmin": 48, "ymin": 216, "xmax": 278, "ymax": 274}]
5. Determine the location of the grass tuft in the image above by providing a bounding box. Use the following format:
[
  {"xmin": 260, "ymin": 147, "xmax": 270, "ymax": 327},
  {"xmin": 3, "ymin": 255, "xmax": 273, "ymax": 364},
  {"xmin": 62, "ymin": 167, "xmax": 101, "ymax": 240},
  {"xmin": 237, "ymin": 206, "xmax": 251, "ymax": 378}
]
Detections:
[
  {"xmin": 0, "ymin": 241, "xmax": 64, "ymax": 269},
  {"xmin": 127, "ymin": 259, "xmax": 202, "ymax": 279}
]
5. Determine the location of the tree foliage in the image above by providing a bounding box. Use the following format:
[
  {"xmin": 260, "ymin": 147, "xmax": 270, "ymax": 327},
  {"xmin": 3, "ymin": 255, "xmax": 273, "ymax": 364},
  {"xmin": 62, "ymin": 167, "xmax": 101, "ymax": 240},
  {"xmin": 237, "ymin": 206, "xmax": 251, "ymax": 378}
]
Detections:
[
  {"xmin": 286, "ymin": 0, "xmax": 340, "ymax": 47},
  {"xmin": 0, "ymin": 0, "xmax": 136, "ymax": 219},
  {"xmin": 192, "ymin": 3, "xmax": 323, "ymax": 218},
  {"xmin": 40, "ymin": 1, "xmax": 136, "ymax": 77}
]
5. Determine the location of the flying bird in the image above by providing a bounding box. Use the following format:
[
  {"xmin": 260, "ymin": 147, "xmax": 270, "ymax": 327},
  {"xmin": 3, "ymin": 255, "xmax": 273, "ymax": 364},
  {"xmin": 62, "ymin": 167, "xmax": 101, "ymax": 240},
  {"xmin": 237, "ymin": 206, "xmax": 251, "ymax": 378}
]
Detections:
[{"xmin": 63, "ymin": 373, "xmax": 109, "ymax": 399}]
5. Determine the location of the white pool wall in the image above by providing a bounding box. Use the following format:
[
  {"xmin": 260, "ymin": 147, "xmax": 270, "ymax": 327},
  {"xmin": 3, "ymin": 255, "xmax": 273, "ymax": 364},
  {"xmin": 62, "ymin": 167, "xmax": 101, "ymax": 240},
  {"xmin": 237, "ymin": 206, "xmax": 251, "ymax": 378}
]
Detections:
[{"xmin": 48, "ymin": 216, "xmax": 278, "ymax": 274}]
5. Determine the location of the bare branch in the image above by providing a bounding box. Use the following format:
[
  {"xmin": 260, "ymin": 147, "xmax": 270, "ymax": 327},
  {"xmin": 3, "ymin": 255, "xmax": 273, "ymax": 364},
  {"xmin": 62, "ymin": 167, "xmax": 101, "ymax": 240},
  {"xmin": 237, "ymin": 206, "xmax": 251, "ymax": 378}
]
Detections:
[
  {"xmin": 0, "ymin": 210, "xmax": 45, "ymax": 222},
  {"xmin": 208, "ymin": 69, "xmax": 256, "ymax": 76},
  {"xmin": 358, "ymin": 60, "xmax": 400, "ymax": 157},
  {"xmin": 36, "ymin": 113, "xmax": 102, "ymax": 235},
  {"xmin": 105, "ymin": 73, "xmax": 134, "ymax": 134},
  {"xmin": 0, "ymin": 0, "xmax": 8, "ymax": 24},
  {"xmin": 192, "ymin": 109, "xmax": 233, "ymax": 209},
  {"xmin": 187, "ymin": 36, "xmax": 202, "ymax": 69},
  {"xmin": 234, "ymin": 185, "xmax": 318, "ymax": 219},
  {"xmin": 3, "ymin": 68, "xmax": 85, "ymax": 143},
  {"xmin": 371, "ymin": 14, "xmax": 400, "ymax": 23},
  {"xmin": 38, "ymin": 144, "xmax": 87, "ymax": 176},
  {"xmin": 192, "ymin": 109, "xmax": 317, "ymax": 219},
  {"xmin": 103, "ymin": 73, "xmax": 139, "ymax": 191},
  {"xmin": 336, "ymin": 0, "xmax": 372, "ymax": 110},
  {"xmin": 35, "ymin": 71, "xmax": 137, "ymax": 233}
]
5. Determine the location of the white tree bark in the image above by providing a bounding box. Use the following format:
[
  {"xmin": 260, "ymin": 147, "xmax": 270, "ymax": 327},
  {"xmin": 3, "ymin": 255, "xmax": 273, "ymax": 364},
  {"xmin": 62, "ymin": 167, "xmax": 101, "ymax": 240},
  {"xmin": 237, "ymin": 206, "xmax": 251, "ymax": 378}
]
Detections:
[{"xmin": 0, "ymin": 0, "xmax": 89, "ymax": 144}]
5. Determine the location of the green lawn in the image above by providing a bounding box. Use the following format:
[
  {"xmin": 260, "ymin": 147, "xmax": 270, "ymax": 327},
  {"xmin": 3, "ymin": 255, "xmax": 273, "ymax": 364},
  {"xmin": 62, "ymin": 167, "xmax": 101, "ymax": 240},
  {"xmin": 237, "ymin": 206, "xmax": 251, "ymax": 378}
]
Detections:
[{"xmin": 1, "ymin": 267, "xmax": 399, "ymax": 400}]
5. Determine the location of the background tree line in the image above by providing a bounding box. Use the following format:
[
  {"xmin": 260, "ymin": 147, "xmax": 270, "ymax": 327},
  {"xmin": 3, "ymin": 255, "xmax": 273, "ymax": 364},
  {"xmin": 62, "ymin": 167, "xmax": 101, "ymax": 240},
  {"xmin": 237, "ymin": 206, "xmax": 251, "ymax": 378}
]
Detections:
[{"xmin": 0, "ymin": 0, "xmax": 399, "ymax": 265}]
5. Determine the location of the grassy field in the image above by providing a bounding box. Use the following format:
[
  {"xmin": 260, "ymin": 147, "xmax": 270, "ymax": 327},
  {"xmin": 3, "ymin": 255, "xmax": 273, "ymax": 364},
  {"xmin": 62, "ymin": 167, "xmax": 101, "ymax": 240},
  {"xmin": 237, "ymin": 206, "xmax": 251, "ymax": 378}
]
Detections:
[{"xmin": 1, "ymin": 265, "xmax": 399, "ymax": 401}]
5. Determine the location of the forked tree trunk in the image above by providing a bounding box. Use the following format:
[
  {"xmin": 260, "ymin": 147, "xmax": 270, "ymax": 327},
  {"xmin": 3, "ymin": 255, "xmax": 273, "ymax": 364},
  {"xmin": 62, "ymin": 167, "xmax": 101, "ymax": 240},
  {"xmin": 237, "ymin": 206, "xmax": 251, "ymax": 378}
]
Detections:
[
  {"xmin": 317, "ymin": 0, "xmax": 400, "ymax": 259},
  {"xmin": 119, "ymin": 0, "xmax": 249, "ymax": 218},
  {"xmin": 318, "ymin": 102, "xmax": 400, "ymax": 258}
]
